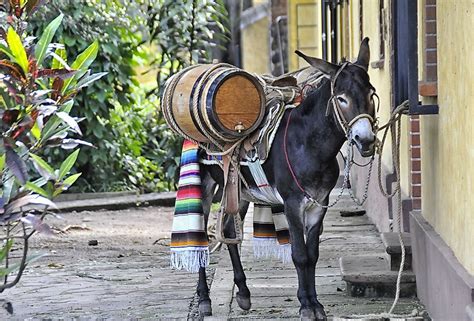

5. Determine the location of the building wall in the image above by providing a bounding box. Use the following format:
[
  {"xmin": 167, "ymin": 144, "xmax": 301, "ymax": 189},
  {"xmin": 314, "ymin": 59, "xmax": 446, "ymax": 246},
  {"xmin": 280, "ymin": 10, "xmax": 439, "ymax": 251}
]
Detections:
[
  {"xmin": 420, "ymin": 0, "xmax": 474, "ymax": 274},
  {"xmin": 241, "ymin": 11, "xmax": 271, "ymax": 74},
  {"xmin": 349, "ymin": 0, "xmax": 412, "ymax": 232},
  {"xmin": 288, "ymin": 0, "xmax": 322, "ymax": 70}
]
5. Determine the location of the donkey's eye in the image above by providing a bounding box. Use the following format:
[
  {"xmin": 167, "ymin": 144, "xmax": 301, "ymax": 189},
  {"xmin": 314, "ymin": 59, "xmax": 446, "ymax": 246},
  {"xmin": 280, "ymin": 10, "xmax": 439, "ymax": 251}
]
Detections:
[{"xmin": 337, "ymin": 97, "xmax": 348, "ymax": 105}]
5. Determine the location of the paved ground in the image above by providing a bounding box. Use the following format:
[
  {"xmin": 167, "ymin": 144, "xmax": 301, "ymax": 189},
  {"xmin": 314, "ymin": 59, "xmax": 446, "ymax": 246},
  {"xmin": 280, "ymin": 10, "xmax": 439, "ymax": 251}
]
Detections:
[
  {"xmin": 208, "ymin": 192, "xmax": 426, "ymax": 320},
  {"xmin": 2, "ymin": 206, "xmax": 213, "ymax": 320},
  {"xmin": 0, "ymin": 191, "xmax": 426, "ymax": 320}
]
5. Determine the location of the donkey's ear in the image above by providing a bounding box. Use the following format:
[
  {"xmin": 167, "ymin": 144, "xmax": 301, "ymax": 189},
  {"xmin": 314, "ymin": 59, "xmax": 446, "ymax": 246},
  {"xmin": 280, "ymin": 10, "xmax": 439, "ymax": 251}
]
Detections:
[
  {"xmin": 295, "ymin": 50, "xmax": 338, "ymax": 76},
  {"xmin": 356, "ymin": 37, "xmax": 370, "ymax": 71}
]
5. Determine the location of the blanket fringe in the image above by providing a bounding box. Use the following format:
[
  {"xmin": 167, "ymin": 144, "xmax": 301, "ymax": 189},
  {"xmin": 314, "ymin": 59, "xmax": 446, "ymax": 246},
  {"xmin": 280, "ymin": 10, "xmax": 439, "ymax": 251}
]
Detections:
[
  {"xmin": 253, "ymin": 238, "xmax": 292, "ymax": 264},
  {"xmin": 170, "ymin": 249, "xmax": 209, "ymax": 273}
]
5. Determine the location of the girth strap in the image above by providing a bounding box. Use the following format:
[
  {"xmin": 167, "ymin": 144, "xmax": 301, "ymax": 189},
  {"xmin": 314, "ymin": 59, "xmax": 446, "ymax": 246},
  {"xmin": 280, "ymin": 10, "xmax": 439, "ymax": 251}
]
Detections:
[{"xmin": 216, "ymin": 147, "xmax": 243, "ymax": 244}]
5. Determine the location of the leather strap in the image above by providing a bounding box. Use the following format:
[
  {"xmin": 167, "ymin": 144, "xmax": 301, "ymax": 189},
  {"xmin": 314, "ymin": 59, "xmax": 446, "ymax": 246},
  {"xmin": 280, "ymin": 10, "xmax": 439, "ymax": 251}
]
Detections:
[
  {"xmin": 222, "ymin": 152, "xmax": 240, "ymax": 215},
  {"xmin": 216, "ymin": 145, "xmax": 243, "ymax": 244}
]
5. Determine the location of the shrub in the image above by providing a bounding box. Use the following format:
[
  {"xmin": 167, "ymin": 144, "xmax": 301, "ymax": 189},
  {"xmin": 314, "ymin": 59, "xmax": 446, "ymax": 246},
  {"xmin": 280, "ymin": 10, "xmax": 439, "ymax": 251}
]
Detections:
[{"xmin": 0, "ymin": 0, "xmax": 103, "ymax": 307}]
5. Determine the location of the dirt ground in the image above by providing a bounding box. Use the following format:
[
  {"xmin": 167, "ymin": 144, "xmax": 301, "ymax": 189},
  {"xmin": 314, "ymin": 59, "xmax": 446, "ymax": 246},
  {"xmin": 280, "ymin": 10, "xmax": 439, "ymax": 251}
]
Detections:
[{"xmin": 2, "ymin": 206, "xmax": 209, "ymax": 320}]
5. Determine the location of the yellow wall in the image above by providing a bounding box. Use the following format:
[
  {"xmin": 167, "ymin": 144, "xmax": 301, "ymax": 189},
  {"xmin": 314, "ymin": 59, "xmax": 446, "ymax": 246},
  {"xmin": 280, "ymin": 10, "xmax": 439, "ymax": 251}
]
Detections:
[
  {"xmin": 241, "ymin": 16, "xmax": 270, "ymax": 74},
  {"xmin": 359, "ymin": 0, "xmax": 411, "ymax": 196},
  {"xmin": 341, "ymin": 0, "xmax": 411, "ymax": 232},
  {"xmin": 288, "ymin": 0, "xmax": 322, "ymax": 70},
  {"xmin": 420, "ymin": 0, "xmax": 474, "ymax": 274}
]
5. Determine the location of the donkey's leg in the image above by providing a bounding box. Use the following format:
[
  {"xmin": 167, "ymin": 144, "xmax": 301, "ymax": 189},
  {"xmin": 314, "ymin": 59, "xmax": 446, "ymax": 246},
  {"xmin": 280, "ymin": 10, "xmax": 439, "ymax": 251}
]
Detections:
[
  {"xmin": 304, "ymin": 198, "xmax": 329, "ymax": 321},
  {"xmin": 196, "ymin": 170, "xmax": 217, "ymax": 316},
  {"xmin": 225, "ymin": 200, "xmax": 251, "ymax": 310},
  {"xmin": 285, "ymin": 198, "xmax": 315, "ymax": 320}
]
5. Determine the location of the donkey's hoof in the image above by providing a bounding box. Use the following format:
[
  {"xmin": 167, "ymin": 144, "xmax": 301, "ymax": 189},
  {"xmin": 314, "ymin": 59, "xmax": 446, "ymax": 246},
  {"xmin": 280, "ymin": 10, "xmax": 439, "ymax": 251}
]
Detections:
[
  {"xmin": 236, "ymin": 293, "xmax": 251, "ymax": 310},
  {"xmin": 299, "ymin": 307, "xmax": 315, "ymax": 320},
  {"xmin": 314, "ymin": 309, "xmax": 327, "ymax": 321},
  {"xmin": 198, "ymin": 300, "xmax": 212, "ymax": 317}
]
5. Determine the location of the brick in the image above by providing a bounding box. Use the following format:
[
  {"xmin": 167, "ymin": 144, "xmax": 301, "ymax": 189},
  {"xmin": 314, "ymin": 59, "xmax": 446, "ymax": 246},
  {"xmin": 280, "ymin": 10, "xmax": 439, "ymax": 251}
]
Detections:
[
  {"xmin": 426, "ymin": 65, "xmax": 438, "ymax": 81},
  {"xmin": 412, "ymin": 160, "xmax": 421, "ymax": 172},
  {"xmin": 426, "ymin": 49, "xmax": 437, "ymax": 64},
  {"xmin": 412, "ymin": 198, "xmax": 422, "ymax": 210},
  {"xmin": 425, "ymin": 21, "xmax": 436, "ymax": 35},
  {"xmin": 410, "ymin": 134, "xmax": 420, "ymax": 146},
  {"xmin": 426, "ymin": 6, "xmax": 436, "ymax": 20},
  {"xmin": 411, "ymin": 147, "xmax": 421, "ymax": 159},
  {"xmin": 419, "ymin": 81, "xmax": 438, "ymax": 96},
  {"xmin": 426, "ymin": 35, "xmax": 437, "ymax": 49},
  {"xmin": 412, "ymin": 185, "xmax": 422, "ymax": 198},
  {"xmin": 411, "ymin": 172, "xmax": 421, "ymax": 185},
  {"xmin": 410, "ymin": 119, "xmax": 420, "ymax": 132}
]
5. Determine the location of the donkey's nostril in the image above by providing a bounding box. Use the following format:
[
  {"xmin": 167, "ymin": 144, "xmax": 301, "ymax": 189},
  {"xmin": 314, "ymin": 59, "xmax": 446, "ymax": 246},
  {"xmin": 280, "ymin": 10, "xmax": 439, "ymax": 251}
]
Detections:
[{"xmin": 354, "ymin": 134, "xmax": 360, "ymax": 141}]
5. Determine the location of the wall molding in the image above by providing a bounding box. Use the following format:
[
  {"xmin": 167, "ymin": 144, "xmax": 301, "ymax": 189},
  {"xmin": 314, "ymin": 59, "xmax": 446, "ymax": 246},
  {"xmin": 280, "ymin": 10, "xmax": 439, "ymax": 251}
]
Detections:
[{"xmin": 410, "ymin": 211, "xmax": 474, "ymax": 321}]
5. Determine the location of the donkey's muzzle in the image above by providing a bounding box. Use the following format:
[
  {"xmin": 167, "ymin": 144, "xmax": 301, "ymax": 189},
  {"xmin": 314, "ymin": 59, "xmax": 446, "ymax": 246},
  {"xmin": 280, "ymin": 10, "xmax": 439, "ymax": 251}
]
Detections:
[
  {"xmin": 350, "ymin": 118, "xmax": 376, "ymax": 157},
  {"xmin": 357, "ymin": 140, "xmax": 376, "ymax": 157}
]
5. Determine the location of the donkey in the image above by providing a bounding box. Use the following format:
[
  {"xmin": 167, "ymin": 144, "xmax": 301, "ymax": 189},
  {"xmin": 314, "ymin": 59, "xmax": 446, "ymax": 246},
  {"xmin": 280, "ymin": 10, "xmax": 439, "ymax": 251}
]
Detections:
[{"xmin": 196, "ymin": 38, "xmax": 377, "ymax": 320}]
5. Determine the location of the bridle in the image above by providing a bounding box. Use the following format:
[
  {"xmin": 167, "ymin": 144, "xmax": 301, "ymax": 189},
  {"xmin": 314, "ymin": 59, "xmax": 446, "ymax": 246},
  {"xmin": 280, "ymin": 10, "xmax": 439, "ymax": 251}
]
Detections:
[
  {"xmin": 325, "ymin": 61, "xmax": 379, "ymax": 138},
  {"xmin": 283, "ymin": 62, "xmax": 379, "ymax": 207}
]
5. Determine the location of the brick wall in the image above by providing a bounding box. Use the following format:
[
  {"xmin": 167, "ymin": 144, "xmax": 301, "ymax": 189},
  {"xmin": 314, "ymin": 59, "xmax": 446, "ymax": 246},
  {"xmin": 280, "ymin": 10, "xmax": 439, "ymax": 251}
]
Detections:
[
  {"xmin": 410, "ymin": 116, "xmax": 421, "ymax": 210},
  {"xmin": 419, "ymin": 0, "xmax": 438, "ymax": 96}
]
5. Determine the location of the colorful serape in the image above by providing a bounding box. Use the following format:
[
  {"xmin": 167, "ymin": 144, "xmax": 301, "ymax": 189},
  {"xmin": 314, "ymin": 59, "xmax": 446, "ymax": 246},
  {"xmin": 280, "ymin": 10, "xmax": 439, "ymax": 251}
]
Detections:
[
  {"xmin": 253, "ymin": 204, "xmax": 291, "ymax": 263},
  {"xmin": 170, "ymin": 140, "xmax": 209, "ymax": 273}
]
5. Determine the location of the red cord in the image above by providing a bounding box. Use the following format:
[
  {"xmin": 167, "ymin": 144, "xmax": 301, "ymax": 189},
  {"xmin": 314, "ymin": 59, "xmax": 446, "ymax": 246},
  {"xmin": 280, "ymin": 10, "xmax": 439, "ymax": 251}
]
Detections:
[{"xmin": 283, "ymin": 108, "xmax": 307, "ymax": 195}]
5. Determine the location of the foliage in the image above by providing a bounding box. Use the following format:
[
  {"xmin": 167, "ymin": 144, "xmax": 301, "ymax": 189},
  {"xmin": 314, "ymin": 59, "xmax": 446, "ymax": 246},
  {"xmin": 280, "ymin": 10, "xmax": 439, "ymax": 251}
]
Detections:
[
  {"xmin": 145, "ymin": 0, "xmax": 229, "ymax": 93},
  {"xmin": 0, "ymin": 0, "xmax": 103, "ymax": 302},
  {"xmin": 15, "ymin": 0, "xmax": 229, "ymax": 192},
  {"xmin": 118, "ymin": 0, "xmax": 229, "ymax": 191},
  {"xmin": 28, "ymin": 0, "xmax": 143, "ymax": 191},
  {"xmin": 106, "ymin": 88, "xmax": 182, "ymax": 192}
]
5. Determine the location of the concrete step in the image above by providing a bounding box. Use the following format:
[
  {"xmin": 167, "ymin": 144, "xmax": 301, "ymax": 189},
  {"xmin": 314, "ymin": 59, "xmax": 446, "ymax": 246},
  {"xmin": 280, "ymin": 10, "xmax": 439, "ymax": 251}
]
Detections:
[
  {"xmin": 381, "ymin": 232, "xmax": 412, "ymax": 271},
  {"xmin": 340, "ymin": 255, "xmax": 417, "ymax": 298}
]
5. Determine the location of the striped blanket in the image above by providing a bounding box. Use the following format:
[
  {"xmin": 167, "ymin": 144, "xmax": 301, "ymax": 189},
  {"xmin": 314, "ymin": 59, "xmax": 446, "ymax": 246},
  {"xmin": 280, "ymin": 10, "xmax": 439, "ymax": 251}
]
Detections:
[
  {"xmin": 170, "ymin": 140, "xmax": 291, "ymax": 273},
  {"xmin": 253, "ymin": 204, "xmax": 291, "ymax": 263},
  {"xmin": 170, "ymin": 140, "xmax": 209, "ymax": 273}
]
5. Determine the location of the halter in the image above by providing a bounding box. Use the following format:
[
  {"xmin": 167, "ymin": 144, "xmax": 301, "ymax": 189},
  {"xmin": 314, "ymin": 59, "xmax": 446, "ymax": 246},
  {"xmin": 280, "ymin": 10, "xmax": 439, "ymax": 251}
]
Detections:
[{"xmin": 326, "ymin": 62, "xmax": 377, "ymax": 137}]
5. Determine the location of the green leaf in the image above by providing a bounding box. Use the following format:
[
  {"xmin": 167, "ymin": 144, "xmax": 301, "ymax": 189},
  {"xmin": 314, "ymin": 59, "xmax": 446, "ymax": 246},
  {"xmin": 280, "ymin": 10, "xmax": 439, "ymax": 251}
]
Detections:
[
  {"xmin": 0, "ymin": 154, "xmax": 5, "ymax": 172},
  {"xmin": 0, "ymin": 43, "xmax": 14, "ymax": 60},
  {"xmin": 39, "ymin": 100, "xmax": 74, "ymax": 143},
  {"xmin": 62, "ymin": 40, "xmax": 99, "ymax": 94},
  {"xmin": 58, "ymin": 149, "xmax": 79, "ymax": 180},
  {"xmin": 76, "ymin": 72, "xmax": 108, "ymax": 90},
  {"xmin": 6, "ymin": 27, "xmax": 28, "ymax": 74},
  {"xmin": 63, "ymin": 172, "xmax": 81, "ymax": 186},
  {"xmin": 0, "ymin": 239, "xmax": 13, "ymax": 263},
  {"xmin": 5, "ymin": 147, "xmax": 28, "ymax": 184},
  {"xmin": 0, "ymin": 252, "xmax": 46, "ymax": 277},
  {"xmin": 51, "ymin": 47, "xmax": 67, "ymax": 70},
  {"xmin": 31, "ymin": 122, "xmax": 41, "ymax": 140},
  {"xmin": 35, "ymin": 14, "xmax": 63, "ymax": 66},
  {"xmin": 29, "ymin": 153, "xmax": 55, "ymax": 176},
  {"xmin": 25, "ymin": 181, "xmax": 49, "ymax": 198}
]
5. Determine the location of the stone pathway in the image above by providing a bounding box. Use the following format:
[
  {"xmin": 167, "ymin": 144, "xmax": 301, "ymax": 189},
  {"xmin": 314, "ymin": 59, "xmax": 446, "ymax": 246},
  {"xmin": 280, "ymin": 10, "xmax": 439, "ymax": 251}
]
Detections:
[
  {"xmin": 0, "ymin": 191, "xmax": 426, "ymax": 320},
  {"xmin": 1, "ymin": 207, "xmax": 212, "ymax": 320},
  {"xmin": 207, "ymin": 190, "xmax": 426, "ymax": 320}
]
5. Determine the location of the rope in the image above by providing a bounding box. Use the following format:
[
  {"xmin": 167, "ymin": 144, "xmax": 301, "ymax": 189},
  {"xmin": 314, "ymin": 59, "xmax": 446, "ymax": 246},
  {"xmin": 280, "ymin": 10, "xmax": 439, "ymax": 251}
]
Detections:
[
  {"xmin": 373, "ymin": 100, "xmax": 410, "ymax": 317},
  {"xmin": 338, "ymin": 100, "xmax": 417, "ymax": 319}
]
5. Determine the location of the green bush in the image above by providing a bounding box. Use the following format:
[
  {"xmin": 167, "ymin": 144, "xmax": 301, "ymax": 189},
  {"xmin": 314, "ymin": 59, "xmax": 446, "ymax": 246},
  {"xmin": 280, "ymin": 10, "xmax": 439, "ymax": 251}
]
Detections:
[
  {"xmin": 29, "ymin": 0, "xmax": 142, "ymax": 191},
  {"xmin": 27, "ymin": 0, "xmax": 229, "ymax": 192},
  {"xmin": 0, "ymin": 0, "xmax": 103, "ymax": 300}
]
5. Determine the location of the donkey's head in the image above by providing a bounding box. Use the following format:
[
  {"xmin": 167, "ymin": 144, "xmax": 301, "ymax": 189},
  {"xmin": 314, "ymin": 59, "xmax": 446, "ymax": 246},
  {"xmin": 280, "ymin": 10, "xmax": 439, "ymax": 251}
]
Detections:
[{"xmin": 296, "ymin": 38, "xmax": 377, "ymax": 157}]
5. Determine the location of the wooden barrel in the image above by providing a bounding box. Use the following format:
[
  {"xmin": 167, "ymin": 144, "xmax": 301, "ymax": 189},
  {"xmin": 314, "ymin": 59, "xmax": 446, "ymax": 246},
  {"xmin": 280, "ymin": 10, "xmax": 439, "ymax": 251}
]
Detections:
[{"xmin": 162, "ymin": 64, "xmax": 266, "ymax": 144}]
